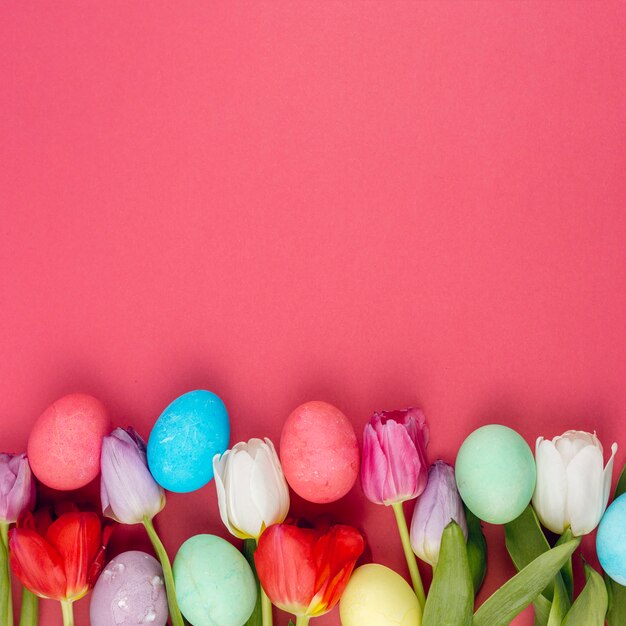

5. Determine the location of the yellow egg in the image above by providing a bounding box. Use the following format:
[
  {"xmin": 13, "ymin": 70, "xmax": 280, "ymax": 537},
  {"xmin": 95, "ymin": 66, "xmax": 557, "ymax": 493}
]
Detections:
[{"xmin": 340, "ymin": 564, "xmax": 421, "ymax": 626}]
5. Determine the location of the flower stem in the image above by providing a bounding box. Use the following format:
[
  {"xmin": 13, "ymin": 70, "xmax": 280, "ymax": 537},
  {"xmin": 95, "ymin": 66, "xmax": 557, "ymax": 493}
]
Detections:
[
  {"xmin": 391, "ymin": 502, "xmax": 425, "ymax": 609},
  {"xmin": 0, "ymin": 522, "xmax": 13, "ymax": 626},
  {"xmin": 295, "ymin": 617, "xmax": 310, "ymax": 626},
  {"xmin": 143, "ymin": 516, "xmax": 185, "ymax": 626},
  {"xmin": 255, "ymin": 538, "xmax": 273, "ymax": 626},
  {"xmin": 19, "ymin": 587, "xmax": 38, "ymax": 626},
  {"xmin": 60, "ymin": 600, "xmax": 74, "ymax": 626}
]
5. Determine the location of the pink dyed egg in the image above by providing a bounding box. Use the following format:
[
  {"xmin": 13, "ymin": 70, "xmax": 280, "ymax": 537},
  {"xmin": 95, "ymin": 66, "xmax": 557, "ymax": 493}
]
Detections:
[
  {"xmin": 280, "ymin": 401, "xmax": 359, "ymax": 503},
  {"xmin": 28, "ymin": 393, "xmax": 111, "ymax": 490}
]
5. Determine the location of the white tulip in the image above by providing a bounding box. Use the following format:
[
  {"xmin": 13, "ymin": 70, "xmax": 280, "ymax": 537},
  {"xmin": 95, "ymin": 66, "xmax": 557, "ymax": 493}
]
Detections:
[
  {"xmin": 213, "ymin": 437, "xmax": 290, "ymax": 539},
  {"xmin": 532, "ymin": 430, "xmax": 617, "ymax": 536}
]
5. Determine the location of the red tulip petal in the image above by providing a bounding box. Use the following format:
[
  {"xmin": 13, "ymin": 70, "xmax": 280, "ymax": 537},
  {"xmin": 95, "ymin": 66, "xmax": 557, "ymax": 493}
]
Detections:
[
  {"xmin": 255, "ymin": 523, "xmax": 318, "ymax": 613},
  {"xmin": 46, "ymin": 512, "xmax": 101, "ymax": 600},
  {"xmin": 9, "ymin": 528, "xmax": 67, "ymax": 600}
]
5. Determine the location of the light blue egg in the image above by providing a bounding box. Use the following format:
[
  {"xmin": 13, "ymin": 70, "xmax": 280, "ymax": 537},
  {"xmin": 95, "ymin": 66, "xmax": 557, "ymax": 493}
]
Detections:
[
  {"xmin": 597, "ymin": 493, "xmax": 626, "ymax": 585},
  {"xmin": 147, "ymin": 390, "xmax": 230, "ymax": 493},
  {"xmin": 173, "ymin": 534, "xmax": 257, "ymax": 626}
]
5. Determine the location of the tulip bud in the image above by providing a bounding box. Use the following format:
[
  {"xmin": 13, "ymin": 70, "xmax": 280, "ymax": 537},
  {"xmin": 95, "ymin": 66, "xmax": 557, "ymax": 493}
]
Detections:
[
  {"xmin": 410, "ymin": 461, "xmax": 467, "ymax": 566},
  {"xmin": 213, "ymin": 438, "xmax": 290, "ymax": 539},
  {"xmin": 0, "ymin": 453, "xmax": 35, "ymax": 524},
  {"xmin": 532, "ymin": 430, "xmax": 617, "ymax": 536},
  {"xmin": 101, "ymin": 428, "xmax": 166, "ymax": 525},
  {"xmin": 361, "ymin": 408, "xmax": 429, "ymax": 505}
]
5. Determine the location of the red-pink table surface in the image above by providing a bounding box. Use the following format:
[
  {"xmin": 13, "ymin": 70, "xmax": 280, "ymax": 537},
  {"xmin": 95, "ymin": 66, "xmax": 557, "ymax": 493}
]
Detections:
[{"xmin": 1, "ymin": 2, "xmax": 625, "ymax": 625}]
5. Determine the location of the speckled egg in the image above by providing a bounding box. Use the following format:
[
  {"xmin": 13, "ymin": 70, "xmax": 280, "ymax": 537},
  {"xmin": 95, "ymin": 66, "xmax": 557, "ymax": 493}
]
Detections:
[
  {"xmin": 27, "ymin": 393, "xmax": 111, "ymax": 490},
  {"xmin": 597, "ymin": 493, "xmax": 626, "ymax": 585},
  {"xmin": 455, "ymin": 424, "xmax": 536, "ymax": 524},
  {"xmin": 340, "ymin": 564, "xmax": 421, "ymax": 626},
  {"xmin": 280, "ymin": 401, "xmax": 359, "ymax": 503},
  {"xmin": 173, "ymin": 534, "xmax": 257, "ymax": 626},
  {"xmin": 90, "ymin": 551, "xmax": 168, "ymax": 626},
  {"xmin": 147, "ymin": 390, "xmax": 230, "ymax": 493}
]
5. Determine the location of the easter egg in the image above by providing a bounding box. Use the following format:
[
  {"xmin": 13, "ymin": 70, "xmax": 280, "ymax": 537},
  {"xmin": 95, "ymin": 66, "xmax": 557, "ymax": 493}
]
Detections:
[
  {"xmin": 455, "ymin": 424, "xmax": 536, "ymax": 524},
  {"xmin": 90, "ymin": 551, "xmax": 168, "ymax": 626},
  {"xmin": 27, "ymin": 393, "xmax": 111, "ymax": 490},
  {"xmin": 597, "ymin": 493, "xmax": 626, "ymax": 585},
  {"xmin": 280, "ymin": 401, "xmax": 359, "ymax": 503},
  {"xmin": 147, "ymin": 390, "xmax": 230, "ymax": 493},
  {"xmin": 173, "ymin": 534, "xmax": 257, "ymax": 626},
  {"xmin": 340, "ymin": 564, "xmax": 421, "ymax": 626}
]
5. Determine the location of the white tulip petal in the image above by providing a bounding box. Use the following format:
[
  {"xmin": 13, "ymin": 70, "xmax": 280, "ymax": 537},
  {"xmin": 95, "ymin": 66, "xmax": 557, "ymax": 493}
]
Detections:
[
  {"xmin": 249, "ymin": 444, "xmax": 286, "ymax": 530},
  {"xmin": 264, "ymin": 438, "xmax": 290, "ymax": 521},
  {"xmin": 566, "ymin": 444, "xmax": 605, "ymax": 536},
  {"xmin": 554, "ymin": 431, "xmax": 598, "ymax": 466},
  {"xmin": 227, "ymin": 449, "xmax": 264, "ymax": 537},
  {"xmin": 601, "ymin": 443, "xmax": 618, "ymax": 512},
  {"xmin": 213, "ymin": 452, "xmax": 239, "ymax": 537},
  {"xmin": 532, "ymin": 439, "xmax": 568, "ymax": 534}
]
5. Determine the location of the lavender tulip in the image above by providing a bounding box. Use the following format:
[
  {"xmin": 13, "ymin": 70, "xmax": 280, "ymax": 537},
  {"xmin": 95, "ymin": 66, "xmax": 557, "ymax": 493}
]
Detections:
[
  {"xmin": 0, "ymin": 453, "xmax": 35, "ymax": 524},
  {"xmin": 101, "ymin": 428, "xmax": 165, "ymax": 524},
  {"xmin": 410, "ymin": 461, "xmax": 467, "ymax": 566}
]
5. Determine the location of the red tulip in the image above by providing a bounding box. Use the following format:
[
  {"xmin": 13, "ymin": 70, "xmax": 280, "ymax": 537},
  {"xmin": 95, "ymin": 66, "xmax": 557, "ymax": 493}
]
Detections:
[
  {"xmin": 255, "ymin": 520, "xmax": 365, "ymax": 618},
  {"xmin": 9, "ymin": 507, "xmax": 112, "ymax": 602}
]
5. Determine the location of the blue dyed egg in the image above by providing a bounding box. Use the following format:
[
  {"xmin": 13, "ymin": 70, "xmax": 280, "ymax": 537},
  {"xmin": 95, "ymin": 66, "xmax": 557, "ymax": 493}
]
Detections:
[
  {"xmin": 597, "ymin": 493, "xmax": 626, "ymax": 585},
  {"xmin": 173, "ymin": 534, "xmax": 257, "ymax": 626},
  {"xmin": 147, "ymin": 390, "xmax": 230, "ymax": 493}
]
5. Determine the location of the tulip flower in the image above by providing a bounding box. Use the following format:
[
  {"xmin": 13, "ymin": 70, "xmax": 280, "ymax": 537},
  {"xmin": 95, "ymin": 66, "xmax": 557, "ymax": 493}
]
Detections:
[
  {"xmin": 101, "ymin": 427, "xmax": 166, "ymax": 524},
  {"xmin": 532, "ymin": 430, "xmax": 617, "ymax": 536},
  {"xmin": 100, "ymin": 427, "xmax": 183, "ymax": 626},
  {"xmin": 255, "ymin": 520, "xmax": 364, "ymax": 626},
  {"xmin": 360, "ymin": 408, "xmax": 429, "ymax": 608},
  {"xmin": 213, "ymin": 438, "xmax": 290, "ymax": 540},
  {"xmin": 9, "ymin": 507, "xmax": 112, "ymax": 626},
  {"xmin": 0, "ymin": 453, "xmax": 36, "ymax": 626},
  {"xmin": 410, "ymin": 461, "xmax": 467, "ymax": 566}
]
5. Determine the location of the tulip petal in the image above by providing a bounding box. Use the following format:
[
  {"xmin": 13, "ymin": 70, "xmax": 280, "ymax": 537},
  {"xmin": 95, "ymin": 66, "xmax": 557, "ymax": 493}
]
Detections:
[
  {"xmin": 602, "ymin": 443, "xmax": 618, "ymax": 513},
  {"xmin": 566, "ymin": 445, "xmax": 605, "ymax": 536},
  {"xmin": 250, "ymin": 441, "xmax": 289, "ymax": 533},
  {"xmin": 9, "ymin": 528, "xmax": 67, "ymax": 599},
  {"xmin": 532, "ymin": 438, "xmax": 568, "ymax": 534},
  {"xmin": 554, "ymin": 431, "xmax": 599, "ymax": 466},
  {"xmin": 360, "ymin": 423, "xmax": 388, "ymax": 505},
  {"xmin": 46, "ymin": 512, "xmax": 101, "ymax": 600},
  {"xmin": 226, "ymin": 448, "xmax": 264, "ymax": 538},
  {"xmin": 213, "ymin": 451, "xmax": 241, "ymax": 537},
  {"xmin": 380, "ymin": 419, "xmax": 420, "ymax": 503}
]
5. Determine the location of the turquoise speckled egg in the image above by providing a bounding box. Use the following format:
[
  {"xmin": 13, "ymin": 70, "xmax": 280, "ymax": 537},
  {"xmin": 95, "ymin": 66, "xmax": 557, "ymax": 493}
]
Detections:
[
  {"xmin": 147, "ymin": 390, "xmax": 230, "ymax": 493},
  {"xmin": 597, "ymin": 493, "xmax": 626, "ymax": 585},
  {"xmin": 455, "ymin": 424, "xmax": 536, "ymax": 524},
  {"xmin": 173, "ymin": 534, "xmax": 257, "ymax": 626}
]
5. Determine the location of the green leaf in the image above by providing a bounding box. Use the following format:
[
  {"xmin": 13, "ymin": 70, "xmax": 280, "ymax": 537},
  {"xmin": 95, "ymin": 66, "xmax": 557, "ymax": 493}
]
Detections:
[
  {"xmin": 555, "ymin": 528, "xmax": 574, "ymax": 601},
  {"xmin": 473, "ymin": 538, "xmax": 580, "ymax": 626},
  {"xmin": 532, "ymin": 595, "xmax": 550, "ymax": 626},
  {"xmin": 287, "ymin": 622, "xmax": 296, "ymax": 626},
  {"xmin": 423, "ymin": 522, "xmax": 474, "ymax": 626},
  {"xmin": 561, "ymin": 562, "xmax": 608, "ymax": 626},
  {"xmin": 546, "ymin": 574, "xmax": 568, "ymax": 626},
  {"xmin": 242, "ymin": 539, "xmax": 262, "ymax": 626},
  {"xmin": 465, "ymin": 507, "xmax": 487, "ymax": 596}
]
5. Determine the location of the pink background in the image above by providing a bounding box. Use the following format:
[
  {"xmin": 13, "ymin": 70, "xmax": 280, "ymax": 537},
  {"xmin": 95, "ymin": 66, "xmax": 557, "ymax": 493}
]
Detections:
[{"xmin": 1, "ymin": 2, "xmax": 625, "ymax": 625}]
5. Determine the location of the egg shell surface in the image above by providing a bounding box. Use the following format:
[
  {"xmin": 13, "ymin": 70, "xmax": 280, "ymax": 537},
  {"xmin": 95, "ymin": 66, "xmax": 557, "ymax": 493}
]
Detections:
[
  {"xmin": 90, "ymin": 551, "xmax": 168, "ymax": 626},
  {"xmin": 455, "ymin": 424, "xmax": 536, "ymax": 524},
  {"xmin": 340, "ymin": 563, "xmax": 421, "ymax": 626},
  {"xmin": 27, "ymin": 393, "xmax": 111, "ymax": 490},
  {"xmin": 173, "ymin": 534, "xmax": 257, "ymax": 626},
  {"xmin": 280, "ymin": 400, "xmax": 359, "ymax": 503},
  {"xmin": 597, "ymin": 493, "xmax": 626, "ymax": 585},
  {"xmin": 147, "ymin": 390, "xmax": 230, "ymax": 493}
]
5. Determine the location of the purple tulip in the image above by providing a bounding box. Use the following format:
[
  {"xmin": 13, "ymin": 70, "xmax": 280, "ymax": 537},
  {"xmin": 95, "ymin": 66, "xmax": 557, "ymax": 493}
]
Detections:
[
  {"xmin": 101, "ymin": 428, "xmax": 165, "ymax": 524},
  {"xmin": 410, "ymin": 461, "xmax": 468, "ymax": 565},
  {"xmin": 361, "ymin": 408, "xmax": 429, "ymax": 505},
  {"xmin": 0, "ymin": 453, "xmax": 35, "ymax": 524}
]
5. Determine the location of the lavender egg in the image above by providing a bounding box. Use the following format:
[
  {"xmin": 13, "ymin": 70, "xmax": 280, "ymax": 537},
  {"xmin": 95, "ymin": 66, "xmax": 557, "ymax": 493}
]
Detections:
[{"xmin": 90, "ymin": 551, "xmax": 168, "ymax": 626}]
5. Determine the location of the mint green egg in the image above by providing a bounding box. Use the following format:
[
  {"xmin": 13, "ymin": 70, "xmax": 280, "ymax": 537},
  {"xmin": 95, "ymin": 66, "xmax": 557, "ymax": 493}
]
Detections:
[
  {"xmin": 455, "ymin": 425, "xmax": 536, "ymax": 524},
  {"xmin": 173, "ymin": 535, "xmax": 257, "ymax": 626}
]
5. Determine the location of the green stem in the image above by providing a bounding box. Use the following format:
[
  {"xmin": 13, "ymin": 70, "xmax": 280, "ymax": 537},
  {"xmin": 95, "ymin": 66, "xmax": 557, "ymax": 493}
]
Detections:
[
  {"xmin": 60, "ymin": 599, "xmax": 74, "ymax": 626},
  {"xmin": 19, "ymin": 587, "xmax": 38, "ymax": 626},
  {"xmin": 143, "ymin": 516, "xmax": 185, "ymax": 626},
  {"xmin": 0, "ymin": 522, "xmax": 13, "ymax": 626},
  {"xmin": 295, "ymin": 616, "xmax": 310, "ymax": 626},
  {"xmin": 255, "ymin": 538, "xmax": 273, "ymax": 626},
  {"xmin": 391, "ymin": 501, "xmax": 426, "ymax": 609}
]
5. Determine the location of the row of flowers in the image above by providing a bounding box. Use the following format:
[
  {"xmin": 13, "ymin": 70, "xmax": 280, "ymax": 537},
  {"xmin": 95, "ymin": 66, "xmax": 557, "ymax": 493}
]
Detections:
[{"xmin": 1, "ymin": 391, "xmax": 626, "ymax": 626}]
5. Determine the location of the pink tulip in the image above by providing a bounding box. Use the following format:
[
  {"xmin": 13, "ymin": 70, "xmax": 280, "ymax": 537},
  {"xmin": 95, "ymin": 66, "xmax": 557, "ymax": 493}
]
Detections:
[
  {"xmin": 0, "ymin": 453, "xmax": 35, "ymax": 524},
  {"xmin": 361, "ymin": 408, "xmax": 429, "ymax": 505}
]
